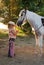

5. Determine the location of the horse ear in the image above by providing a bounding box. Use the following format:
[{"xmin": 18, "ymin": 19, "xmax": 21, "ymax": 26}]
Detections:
[
  {"xmin": 25, "ymin": 7, "xmax": 28, "ymax": 10},
  {"xmin": 24, "ymin": 8, "xmax": 27, "ymax": 15}
]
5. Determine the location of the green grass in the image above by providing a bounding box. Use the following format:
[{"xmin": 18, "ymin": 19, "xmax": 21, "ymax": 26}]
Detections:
[{"xmin": 0, "ymin": 33, "xmax": 8, "ymax": 39}]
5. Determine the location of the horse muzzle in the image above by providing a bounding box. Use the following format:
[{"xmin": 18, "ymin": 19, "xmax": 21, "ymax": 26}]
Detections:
[{"xmin": 17, "ymin": 20, "xmax": 23, "ymax": 26}]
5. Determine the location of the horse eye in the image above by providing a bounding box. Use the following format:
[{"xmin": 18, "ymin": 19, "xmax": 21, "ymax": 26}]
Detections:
[{"xmin": 21, "ymin": 13, "xmax": 23, "ymax": 16}]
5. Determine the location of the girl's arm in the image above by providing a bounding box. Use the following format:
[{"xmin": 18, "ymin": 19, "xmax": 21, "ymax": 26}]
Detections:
[{"xmin": 11, "ymin": 29, "xmax": 18, "ymax": 36}]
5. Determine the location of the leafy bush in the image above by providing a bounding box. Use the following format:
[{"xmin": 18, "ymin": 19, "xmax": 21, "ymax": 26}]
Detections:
[{"xmin": 22, "ymin": 22, "xmax": 32, "ymax": 34}]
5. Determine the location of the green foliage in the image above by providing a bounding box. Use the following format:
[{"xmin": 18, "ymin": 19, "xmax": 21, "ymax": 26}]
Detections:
[
  {"xmin": 0, "ymin": 0, "xmax": 44, "ymax": 34},
  {"xmin": 1, "ymin": 0, "xmax": 44, "ymax": 21},
  {"xmin": 22, "ymin": 0, "xmax": 44, "ymax": 13},
  {"xmin": 22, "ymin": 22, "xmax": 32, "ymax": 34},
  {"xmin": 4, "ymin": 0, "xmax": 10, "ymax": 6}
]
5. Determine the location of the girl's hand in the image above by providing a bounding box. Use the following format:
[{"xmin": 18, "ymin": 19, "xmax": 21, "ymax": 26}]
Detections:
[{"xmin": 16, "ymin": 30, "xmax": 19, "ymax": 33}]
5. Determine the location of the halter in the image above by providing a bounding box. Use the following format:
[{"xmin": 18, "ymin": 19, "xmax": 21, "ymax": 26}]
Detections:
[{"xmin": 22, "ymin": 9, "xmax": 27, "ymax": 22}]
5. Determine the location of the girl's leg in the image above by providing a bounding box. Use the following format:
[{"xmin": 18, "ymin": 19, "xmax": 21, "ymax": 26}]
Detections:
[
  {"xmin": 10, "ymin": 41, "xmax": 15, "ymax": 57},
  {"xmin": 8, "ymin": 39, "xmax": 15, "ymax": 57},
  {"xmin": 8, "ymin": 40, "xmax": 11, "ymax": 57}
]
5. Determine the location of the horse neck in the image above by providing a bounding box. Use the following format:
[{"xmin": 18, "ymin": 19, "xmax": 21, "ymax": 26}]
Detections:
[
  {"xmin": 26, "ymin": 10, "xmax": 42, "ymax": 30},
  {"xmin": 26, "ymin": 10, "xmax": 38, "ymax": 20},
  {"xmin": 26, "ymin": 10, "xmax": 35, "ymax": 27}
]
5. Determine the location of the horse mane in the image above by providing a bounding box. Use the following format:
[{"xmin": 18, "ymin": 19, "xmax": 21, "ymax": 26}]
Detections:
[{"xmin": 27, "ymin": 10, "xmax": 44, "ymax": 19}]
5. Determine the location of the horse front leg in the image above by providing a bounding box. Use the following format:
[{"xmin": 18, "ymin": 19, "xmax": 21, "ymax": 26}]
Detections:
[{"xmin": 35, "ymin": 33, "xmax": 43, "ymax": 56}]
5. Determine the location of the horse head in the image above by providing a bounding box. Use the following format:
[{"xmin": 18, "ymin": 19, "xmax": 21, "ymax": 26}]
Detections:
[{"xmin": 17, "ymin": 9, "xmax": 27, "ymax": 26}]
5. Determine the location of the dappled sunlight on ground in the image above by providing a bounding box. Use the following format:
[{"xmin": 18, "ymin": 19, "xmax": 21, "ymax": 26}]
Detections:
[
  {"xmin": 0, "ymin": 34, "xmax": 43, "ymax": 61},
  {"xmin": 0, "ymin": 36, "xmax": 44, "ymax": 65},
  {"xmin": 0, "ymin": 23, "xmax": 44, "ymax": 65}
]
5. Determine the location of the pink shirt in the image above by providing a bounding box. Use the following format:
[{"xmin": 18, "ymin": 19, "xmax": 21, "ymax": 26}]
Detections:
[{"xmin": 8, "ymin": 28, "xmax": 17, "ymax": 39}]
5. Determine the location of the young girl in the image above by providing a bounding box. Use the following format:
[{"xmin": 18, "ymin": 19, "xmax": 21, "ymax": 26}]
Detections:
[{"xmin": 8, "ymin": 21, "xmax": 18, "ymax": 58}]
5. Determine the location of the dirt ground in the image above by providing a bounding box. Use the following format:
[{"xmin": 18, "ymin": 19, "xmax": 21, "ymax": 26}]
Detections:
[{"xmin": 0, "ymin": 35, "xmax": 44, "ymax": 65}]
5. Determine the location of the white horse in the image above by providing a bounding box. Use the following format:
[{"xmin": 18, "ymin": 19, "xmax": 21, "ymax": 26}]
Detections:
[{"xmin": 17, "ymin": 9, "xmax": 44, "ymax": 55}]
